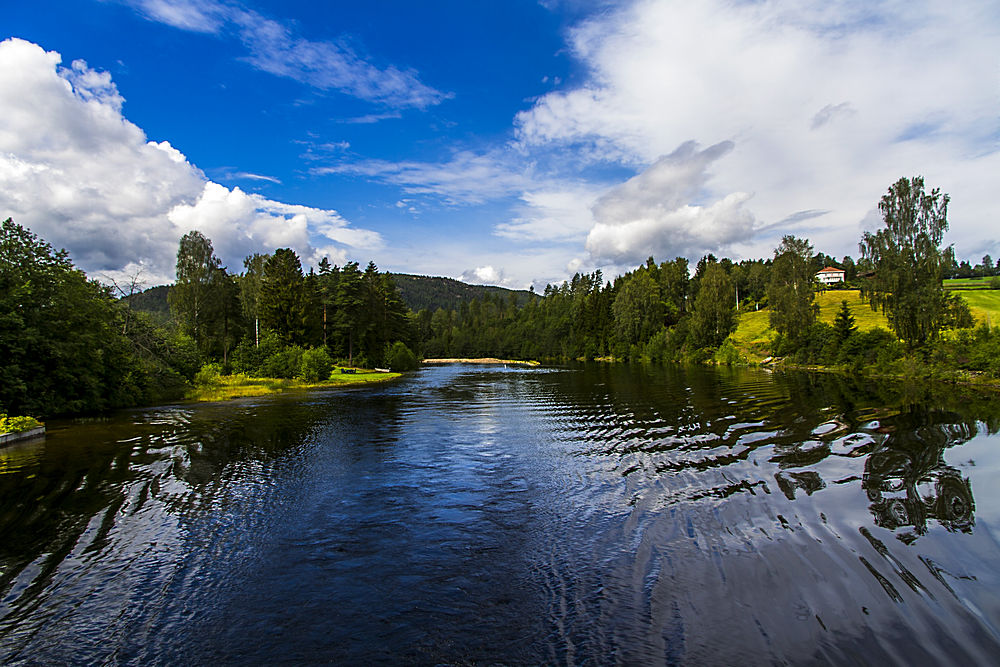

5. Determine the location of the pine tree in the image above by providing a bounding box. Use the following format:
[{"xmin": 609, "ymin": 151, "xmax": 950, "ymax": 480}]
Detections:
[
  {"xmin": 833, "ymin": 300, "xmax": 857, "ymax": 342},
  {"xmin": 260, "ymin": 248, "xmax": 307, "ymax": 345}
]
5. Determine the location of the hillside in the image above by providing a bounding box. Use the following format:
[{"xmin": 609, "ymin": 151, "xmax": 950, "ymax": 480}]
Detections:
[
  {"xmin": 387, "ymin": 273, "xmax": 537, "ymax": 312},
  {"xmin": 122, "ymin": 274, "xmax": 537, "ymax": 317}
]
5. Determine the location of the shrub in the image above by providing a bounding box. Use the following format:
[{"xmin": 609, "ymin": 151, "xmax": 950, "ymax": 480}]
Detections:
[
  {"xmin": 300, "ymin": 347, "xmax": 334, "ymax": 382},
  {"xmin": 386, "ymin": 342, "xmax": 419, "ymax": 372},
  {"xmin": 260, "ymin": 345, "xmax": 304, "ymax": 379},
  {"xmin": 0, "ymin": 413, "xmax": 43, "ymax": 433},
  {"xmin": 231, "ymin": 330, "xmax": 283, "ymax": 376},
  {"xmin": 193, "ymin": 363, "xmax": 223, "ymax": 386}
]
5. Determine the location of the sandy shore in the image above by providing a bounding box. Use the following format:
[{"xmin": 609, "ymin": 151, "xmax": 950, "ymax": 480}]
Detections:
[{"xmin": 422, "ymin": 358, "xmax": 540, "ymax": 366}]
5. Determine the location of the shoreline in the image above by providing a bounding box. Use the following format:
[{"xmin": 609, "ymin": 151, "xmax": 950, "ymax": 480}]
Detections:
[
  {"xmin": 184, "ymin": 370, "xmax": 403, "ymax": 403},
  {"xmin": 422, "ymin": 358, "xmax": 540, "ymax": 366}
]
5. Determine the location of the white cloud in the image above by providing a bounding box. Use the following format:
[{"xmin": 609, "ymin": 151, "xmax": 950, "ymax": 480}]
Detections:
[
  {"xmin": 497, "ymin": 186, "xmax": 598, "ymax": 242},
  {"xmin": 459, "ymin": 265, "xmax": 505, "ymax": 286},
  {"xmin": 0, "ymin": 38, "xmax": 380, "ymax": 284},
  {"xmin": 317, "ymin": 150, "xmax": 529, "ymax": 205},
  {"xmin": 515, "ymin": 0, "xmax": 1000, "ymax": 261},
  {"xmin": 585, "ymin": 141, "xmax": 756, "ymax": 264},
  {"xmin": 122, "ymin": 0, "xmax": 447, "ymax": 109}
]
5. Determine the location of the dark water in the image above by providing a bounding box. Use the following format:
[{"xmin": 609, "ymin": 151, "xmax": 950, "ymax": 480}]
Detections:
[{"xmin": 2, "ymin": 364, "xmax": 1000, "ymax": 665}]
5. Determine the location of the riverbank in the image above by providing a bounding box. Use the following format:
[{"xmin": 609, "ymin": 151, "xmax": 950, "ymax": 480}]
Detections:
[
  {"xmin": 185, "ymin": 368, "xmax": 402, "ymax": 403},
  {"xmin": 422, "ymin": 358, "xmax": 541, "ymax": 366}
]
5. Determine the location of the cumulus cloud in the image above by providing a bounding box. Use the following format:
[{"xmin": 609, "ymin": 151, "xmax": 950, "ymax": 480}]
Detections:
[
  {"xmin": 122, "ymin": 0, "xmax": 447, "ymax": 108},
  {"xmin": 459, "ymin": 265, "xmax": 506, "ymax": 286},
  {"xmin": 515, "ymin": 0, "xmax": 1000, "ymax": 260},
  {"xmin": 0, "ymin": 38, "xmax": 379, "ymax": 284},
  {"xmin": 585, "ymin": 141, "xmax": 755, "ymax": 265}
]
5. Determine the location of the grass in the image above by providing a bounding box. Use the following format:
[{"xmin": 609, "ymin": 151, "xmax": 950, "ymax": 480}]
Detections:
[
  {"xmin": 186, "ymin": 367, "xmax": 402, "ymax": 403},
  {"xmin": 731, "ymin": 290, "xmax": 890, "ymax": 361},
  {"xmin": 945, "ymin": 277, "xmax": 1000, "ymax": 290},
  {"xmin": 960, "ymin": 290, "xmax": 1000, "ymax": 327}
]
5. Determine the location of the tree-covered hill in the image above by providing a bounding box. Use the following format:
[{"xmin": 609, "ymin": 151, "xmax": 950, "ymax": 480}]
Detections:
[
  {"xmin": 125, "ymin": 273, "xmax": 538, "ymax": 317},
  {"xmin": 387, "ymin": 273, "xmax": 537, "ymax": 313}
]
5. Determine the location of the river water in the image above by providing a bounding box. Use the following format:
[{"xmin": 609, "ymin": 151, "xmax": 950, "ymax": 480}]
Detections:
[{"xmin": 1, "ymin": 363, "xmax": 999, "ymax": 664}]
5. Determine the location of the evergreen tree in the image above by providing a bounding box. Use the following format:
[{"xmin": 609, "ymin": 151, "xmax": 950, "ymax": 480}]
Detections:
[
  {"xmin": 833, "ymin": 300, "xmax": 857, "ymax": 342},
  {"xmin": 334, "ymin": 261, "xmax": 365, "ymax": 364},
  {"xmin": 260, "ymin": 248, "xmax": 307, "ymax": 345}
]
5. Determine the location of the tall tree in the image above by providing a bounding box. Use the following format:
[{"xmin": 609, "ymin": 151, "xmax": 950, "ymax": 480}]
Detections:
[
  {"xmin": 240, "ymin": 252, "xmax": 269, "ymax": 347},
  {"xmin": 334, "ymin": 261, "xmax": 365, "ymax": 364},
  {"xmin": 260, "ymin": 248, "xmax": 307, "ymax": 345},
  {"xmin": 689, "ymin": 262, "xmax": 737, "ymax": 348},
  {"xmin": 768, "ymin": 235, "xmax": 818, "ymax": 344},
  {"xmin": 0, "ymin": 219, "xmax": 136, "ymax": 416},
  {"xmin": 860, "ymin": 176, "xmax": 950, "ymax": 348},
  {"xmin": 169, "ymin": 231, "xmax": 223, "ymax": 356}
]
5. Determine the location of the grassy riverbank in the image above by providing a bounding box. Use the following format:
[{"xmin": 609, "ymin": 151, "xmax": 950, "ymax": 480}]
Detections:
[{"xmin": 185, "ymin": 368, "xmax": 402, "ymax": 403}]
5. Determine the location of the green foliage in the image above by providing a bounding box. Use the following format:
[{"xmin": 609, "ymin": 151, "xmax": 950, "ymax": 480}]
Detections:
[
  {"xmin": 194, "ymin": 363, "xmax": 224, "ymax": 386},
  {"xmin": 715, "ymin": 338, "xmax": 742, "ymax": 366},
  {"xmin": 260, "ymin": 248, "xmax": 308, "ymax": 345},
  {"xmin": 231, "ymin": 330, "xmax": 284, "ymax": 376},
  {"xmin": 833, "ymin": 300, "xmax": 857, "ymax": 342},
  {"xmin": 689, "ymin": 262, "xmax": 736, "ymax": 349},
  {"xmin": 0, "ymin": 412, "xmax": 43, "ymax": 433},
  {"xmin": 0, "ymin": 218, "xmax": 164, "ymax": 417},
  {"xmin": 768, "ymin": 235, "xmax": 818, "ymax": 344},
  {"xmin": 299, "ymin": 346, "xmax": 334, "ymax": 382},
  {"xmin": 861, "ymin": 176, "xmax": 951, "ymax": 348},
  {"xmin": 260, "ymin": 345, "xmax": 304, "ymax": 379},
  {"xmin": 386, "ymin": 341, "xmax": 419, "ymax": 372}
]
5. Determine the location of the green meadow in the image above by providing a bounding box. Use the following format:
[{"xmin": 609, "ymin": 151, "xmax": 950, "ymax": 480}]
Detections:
[
  {"xmin": 960, "ymin": 290, "xmax": 1000, "ymax": 327},
  {"xmin": 731, "ymin": 288, "xmax": 999, "ymax": 362}
]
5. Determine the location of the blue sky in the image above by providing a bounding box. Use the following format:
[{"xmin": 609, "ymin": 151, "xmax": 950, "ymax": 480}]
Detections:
[{"xmin": 2, "ymin": 1, "xmax": 999, "ymax": 289}]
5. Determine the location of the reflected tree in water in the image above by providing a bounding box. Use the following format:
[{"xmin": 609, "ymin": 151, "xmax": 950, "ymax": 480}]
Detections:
[{"xmin": 862, "ymin": 410, "xmax": 975, "ymax": 544}]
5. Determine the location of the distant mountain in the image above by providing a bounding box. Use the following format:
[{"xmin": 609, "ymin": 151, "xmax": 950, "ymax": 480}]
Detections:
[
  {"xmin": 121, "ymin": 284, "xmax": 169, "ymax": 313},
  {"xmin": 121, "ymin": 275, "xmax": 537, "ymax": 318},
  {"xmin": 388, "ymin": 273, "xmax": 537, "ymax": 313}
]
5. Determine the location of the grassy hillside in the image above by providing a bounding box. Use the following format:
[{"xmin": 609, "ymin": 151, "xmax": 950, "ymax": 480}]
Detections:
[
  {"xmin": 961, "ymin": 290, "xmax": 1000, "ymax": 326},
  {"xmin": 731, "ymin": 290, "xmax": 889, "ymax": 361},
  {"xmin": 945, "ymin": 277, "xmax": 1000, "ymax": 290}
]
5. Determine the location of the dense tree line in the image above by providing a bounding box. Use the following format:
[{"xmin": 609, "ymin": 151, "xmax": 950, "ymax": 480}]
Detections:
[
  {"xmin": 168, "ymin": 231, "xmax": 417, "ymax": 376},
  {"xmin": 3, "ymin": 175, "xmax": 996, "ymax": 419}
]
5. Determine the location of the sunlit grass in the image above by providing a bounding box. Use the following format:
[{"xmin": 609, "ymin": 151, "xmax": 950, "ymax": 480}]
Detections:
[
  {"xmin": 945, "ymin": 278, "xmax": 997, "ymax": 289},
  {"xmin": 731, "ymin": 290, "xmax": 890, "ymax": 361},
  {"xmin": 186, "ymin": 368, "xmax": 402, "ymax": 403},
  {"xmin": 960, "ymin": 290, "xmax": 1000, "ymax": 327}
]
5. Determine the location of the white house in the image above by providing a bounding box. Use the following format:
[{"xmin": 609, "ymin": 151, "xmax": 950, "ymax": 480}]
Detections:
[{"xmin": 815, "ymin": 266, "xmax": 846, "ymax": 285}]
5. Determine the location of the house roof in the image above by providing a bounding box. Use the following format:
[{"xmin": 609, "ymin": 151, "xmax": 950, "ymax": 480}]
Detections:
[{"xmin": 816, "ymin": 266, "xmax": 845, "ymax": 274}]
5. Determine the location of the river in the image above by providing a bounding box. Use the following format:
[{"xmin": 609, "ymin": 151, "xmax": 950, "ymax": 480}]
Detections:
[{"xmin": 1, "ymin": 363, "xmax": 999, "ymax": 664}]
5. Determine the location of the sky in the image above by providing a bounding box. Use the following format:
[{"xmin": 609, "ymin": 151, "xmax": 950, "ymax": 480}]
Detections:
[{"xmin": 1, "ymin": 0, "xmax": 998, "ymax": 290}]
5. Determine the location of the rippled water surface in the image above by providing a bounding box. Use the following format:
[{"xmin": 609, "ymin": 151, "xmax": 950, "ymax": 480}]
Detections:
[{"xmin": 2, "ymin": 363, "xmax": 1000, "ymax": 664}]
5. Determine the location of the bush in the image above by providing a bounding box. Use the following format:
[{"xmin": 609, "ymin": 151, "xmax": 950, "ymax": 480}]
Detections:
[
  {"xmin": 231, "ymin": 330, "xmax": 283, "ymax": 376},
  {"xmin": 260, "ymin": 345, "xmax": 304, "ymax": 379},
  {"xmin": 194, "ymin": 363, "xmax": 224, "ymax": 386},
  {"xmin": 0, "ymin": 412, "xmax": 43, "ymax": 433},
  {"xmin": 300, "ymin": 347, "xmax": 334, "ymax": 382},
  {"xmin": 386, "ymin": 342, "xmax": 419, "ymax": 372}
]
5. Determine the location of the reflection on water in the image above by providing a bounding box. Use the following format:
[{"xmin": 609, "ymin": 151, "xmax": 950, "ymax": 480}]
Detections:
[{"xmin": 1, "ymin": 364, "xmax": 1000, "ymax": 664}]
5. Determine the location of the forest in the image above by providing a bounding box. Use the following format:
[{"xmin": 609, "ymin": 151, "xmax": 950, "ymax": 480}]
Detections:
[{"xmin": 2, "ymin": 177, "xmax": 999, "ymax": 420}]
